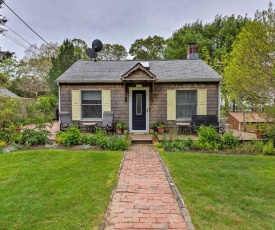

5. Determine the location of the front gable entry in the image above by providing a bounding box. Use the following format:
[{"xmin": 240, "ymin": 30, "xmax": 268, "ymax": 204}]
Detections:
[{"xmin": 121, "ymin": 63, "xmax": 157, "ymax": 102}]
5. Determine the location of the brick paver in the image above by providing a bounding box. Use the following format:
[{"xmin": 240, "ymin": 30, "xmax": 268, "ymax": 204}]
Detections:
[{"xmin": 104, "ymin": 144, "xmax": 188, "ymax": 230}]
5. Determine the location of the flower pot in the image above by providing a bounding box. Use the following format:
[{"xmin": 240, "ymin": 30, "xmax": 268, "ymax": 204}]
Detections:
[
  {"xmin": 157, "ymin": 127, "xmax": 164, "ymax": 134},
  {"xmin": 116, "ymin": 128, "xmax": 124, "ymax": 135}
]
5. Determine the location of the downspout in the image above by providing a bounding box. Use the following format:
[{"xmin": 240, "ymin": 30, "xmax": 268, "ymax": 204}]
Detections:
[
  {"xmin": 58, "ymin": 82, "xmax": 61, "ymax": 120},
  {"xmin": 218, "ymin": 82, "xmax": 221, "ymax": 121}
]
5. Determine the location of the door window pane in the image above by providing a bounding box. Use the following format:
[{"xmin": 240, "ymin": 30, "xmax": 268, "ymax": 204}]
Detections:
[
  {"xmin": 176, "ymin": 90, "xmax": 197, "ymax": 119},
  {"xmin": 81, "ymin": 91, "xmax": 102, "ymax": 119},
  {"xmin": 136, "ymin": 94, "xmax": 142, "ymax": 115}
]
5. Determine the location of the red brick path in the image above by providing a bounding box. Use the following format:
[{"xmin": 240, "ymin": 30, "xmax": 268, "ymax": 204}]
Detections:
[{"xmin": 104, "ymin": 144, "xmax": 188, "ymax": 229}]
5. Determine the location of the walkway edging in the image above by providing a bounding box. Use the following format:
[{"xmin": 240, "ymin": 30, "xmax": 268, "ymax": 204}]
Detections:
[
  {"xmin": 156, "ymin": 151, "xmax": 195, "ymax": 230},
  {"xmin": 101, "ymin": 151, "xmax": 127, "ymax": 230}
]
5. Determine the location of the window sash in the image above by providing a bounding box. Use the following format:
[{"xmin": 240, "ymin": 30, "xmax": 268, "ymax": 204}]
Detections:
[
  {"xmin": 81, "ymin": 91, "xmax": 102, "ymax": 119},
  {"xmin": 176, "ymin": 90, "xmax": 197, "ymax": 119}
]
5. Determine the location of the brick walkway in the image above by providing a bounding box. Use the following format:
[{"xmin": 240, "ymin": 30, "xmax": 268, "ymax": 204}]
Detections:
[{"xmin": 103, "ymin": 144, "xmax": 189, "ymax": 230}]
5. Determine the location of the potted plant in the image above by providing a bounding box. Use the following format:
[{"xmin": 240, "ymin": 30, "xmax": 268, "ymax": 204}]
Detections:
[
  {"xmin": 156, "ymin": 121, "xmax": 165, "ymax": 134},
  {"xmin": 124, "ymin": 131, "xmax": 132, "ymax": 143},
  {"xmin": 152, "ymin": 131, "xmax": 159, "ymax": 143},
  {"xmin": 150, "ymin": 123, "xmax": 157, "ymax": 133},
  {"xmin": 116, "ymin": 122, "xmax": 127, "ymax": 134}
]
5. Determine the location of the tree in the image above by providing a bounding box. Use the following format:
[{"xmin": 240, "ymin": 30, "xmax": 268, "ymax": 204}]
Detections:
[
  {"xmin": 0, "ymin": 0, "xmax": 14, "ymax": 61},
  {"xmin": 224, "ymin": 3, "xmax": 275, "ymax": 120},
  {"xmin": 98, "ymin": 44, "xmax": 128, "ymax": 60},
  {"xmin": 22, "ymin": 43, "xmax": 59, "ymax": 80},
  {"xmin": 47, "ymin": 39, "xmax": 80, "ymax": 96},
  {"xmin": 72, "ymin": 38, "xmax": 88, "ymax": 60},
  {"xmin": 129, "ymin": 35, "xmax": 166, "ymax": 60},
  {"xmin": 0, "ymin": 58, "xmax": 21, "ymax": 88},
  {"xmin": 164, "ymin": 15, "xmax": 248, "ymax": 114}
]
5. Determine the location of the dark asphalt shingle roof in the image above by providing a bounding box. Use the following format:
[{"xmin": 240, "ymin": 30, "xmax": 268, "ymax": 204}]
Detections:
[
  {"xmin": 0, "ymin": 87, "xmax": 20, "ymax": 98},
  {"xmin": 56, "ymin": 60, "xmax": 222, "ymax": 83}
]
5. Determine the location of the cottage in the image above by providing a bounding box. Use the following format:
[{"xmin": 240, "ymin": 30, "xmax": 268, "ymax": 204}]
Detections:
[
  {"xmin": 227, "ymin": 112, "xmax": 267, "ymax": 132},
  {"xmin": 56, "ymin": 43, "xmax": 222, "ymax": 133}
]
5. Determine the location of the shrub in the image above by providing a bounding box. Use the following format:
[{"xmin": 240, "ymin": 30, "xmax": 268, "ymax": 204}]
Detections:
[
  {"xmin": 196, "ymin": 126, "xmax": 221, "ymax": 150},
  {"xmin": 161, "ymin": 138, "xmax": 192, "ymax": 152},
  {"xmin": 80, "ymin": 133, "xmax": 97, "ymax": 145},
  {"xmin": 252, "ymin": 140, "xmax": 265, "ymax": 152},
  {"xmin": 62, "ymin": 125, "xmax": 81, "ymax": 147},
  {"xmin": 0, "ymin": 140, "xmax": 6, "ymax": 148},
  {"xmin": 236, "ymin": 141, "xmax": 260, "ymax": 154},
  {"xmin": 261, "ymin": 125, "xmax": 275, "ymax": 142},
  {"xmin": 21, "ymin": 129, "xmax": 50, "ymax": 146},
  {"xmin": 263, "ymin": 140, "xmax": 275, "ymax": 155},
  {"xmin": 221, "ymin": 133, "xmax": 240, "ymax": 149},
  {"xmin": 107, "ymin": 135, "xmax": 130, "ymax": 151},
  {"xmin": 0, "ymin": 127, "xmax": 21, "ymax": 145}
]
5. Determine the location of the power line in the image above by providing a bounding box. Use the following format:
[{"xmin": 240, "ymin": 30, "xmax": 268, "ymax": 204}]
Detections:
[
  {"xmin": 5, "ymin": 25, "xmax": 32, "ymax": 45},
  {"xmin": 2, "ymin": 33, "xmax": 28, "ymax": 49},
  {"xmin": 2, "ymin": 1, "xmax": 50, "ymax": 45}
]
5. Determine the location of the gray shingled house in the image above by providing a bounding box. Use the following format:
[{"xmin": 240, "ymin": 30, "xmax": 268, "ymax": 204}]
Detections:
[{"xmin": 56, "ymin": 44, "xmax": 222, "ymax": 133}]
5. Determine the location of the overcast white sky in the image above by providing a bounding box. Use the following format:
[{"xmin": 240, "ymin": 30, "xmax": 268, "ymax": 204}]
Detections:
[{"xmin": 0, "ymin": 0, "xmax": 273, "ymax": 59}]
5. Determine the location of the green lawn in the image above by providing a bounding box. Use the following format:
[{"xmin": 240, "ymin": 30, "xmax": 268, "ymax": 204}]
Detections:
[
  {"xmin": 160, "ymin": 152, "xmax": 275, "ymax": 230},
  {"xmin": 0, "ymin": 149, "xmax": 123, "ymax": 230}
]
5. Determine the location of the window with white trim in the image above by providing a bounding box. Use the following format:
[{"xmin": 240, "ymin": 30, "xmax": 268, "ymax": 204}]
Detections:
[
  {"xmin": 176, "ymin": 90, "xmax": 197, "ymax": 119},
  {"xmin": 81, "ymin": 91, "xmax": 102, "ymax": 119}
]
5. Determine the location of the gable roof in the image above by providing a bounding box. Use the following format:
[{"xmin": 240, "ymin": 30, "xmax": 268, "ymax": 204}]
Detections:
[
  {"xmin": 121, "ymin": 63, "xmax": 157, "ymax": 82},
  {"xmin": 0, "ymin": 87, "xmax": 20, "ymax": 98},
  {"xmin": 229, "ymin": 112, "xmax": 267, "ymax": 123},
  {"xmin": 56, "ymin": 59, "xmax": 222, "ymax": 83}
]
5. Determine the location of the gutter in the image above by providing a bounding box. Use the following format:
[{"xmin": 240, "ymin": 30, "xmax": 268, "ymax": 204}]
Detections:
[{"xmin": 56, "ymin": 78, "xmax": 222, "ymax": 84}]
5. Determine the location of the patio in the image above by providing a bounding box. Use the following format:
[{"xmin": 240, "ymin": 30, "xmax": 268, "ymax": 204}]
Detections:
[{"xmin": 44, "ymin": 121, "xmax": 258, "ymax": 142}]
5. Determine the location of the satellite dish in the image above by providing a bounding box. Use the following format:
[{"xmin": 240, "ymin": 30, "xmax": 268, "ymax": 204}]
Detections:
[
  {"xmin": 92, "ymin": 39, "xmax": 103, "ymax": 52},
  {"xmin": 86, "ymin": 48, "xmax": 93, "ymax": 58}
]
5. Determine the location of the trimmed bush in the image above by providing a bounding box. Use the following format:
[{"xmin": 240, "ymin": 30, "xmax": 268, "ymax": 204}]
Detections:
[
  {"xmin": 221, "ymin": 133, "xmax": 240, "ymax": 149},
  {"xmin": 21, "ymin": 129, "xmax": 50, "ymax": 146},
  {"xmin": 196, "ymin": 126, "xmax": 221, "ymax": 150},
  {"xmin": 62, "ymin": 125, "xmax": 81, "ymax": 147}
]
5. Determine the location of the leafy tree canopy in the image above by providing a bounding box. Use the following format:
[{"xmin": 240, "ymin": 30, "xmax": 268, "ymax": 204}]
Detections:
[
  {"xmin": 0, "ymin": 0, "xmax": 14, "ymax": 61},
  {"xmin": 224, "ymin": 3, "xmax": 275, "ymax": 119},
  {"xmin": 129, "ymin": 35, "xmax": 166, "ymax": 60},
  {"xmin": 47, "ymin": 39, "xmax": 81, "ymax": 96},
  {"xmin": 98, "ymin": 44, "xmax": 128, "ymax": 61}
]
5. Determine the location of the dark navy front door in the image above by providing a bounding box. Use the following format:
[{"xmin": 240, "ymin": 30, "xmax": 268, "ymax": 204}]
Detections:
[{"xmin": 132, "ymin": 90, "xmax": 146, "ymax": 130}]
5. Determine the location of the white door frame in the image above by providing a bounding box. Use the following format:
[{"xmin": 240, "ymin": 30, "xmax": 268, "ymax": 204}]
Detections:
[{"xmin": 129, "ymin": 87, "xmax": 149, "ymax": 133}]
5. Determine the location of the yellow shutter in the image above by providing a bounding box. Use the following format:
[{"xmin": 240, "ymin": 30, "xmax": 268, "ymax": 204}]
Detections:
[
  {"xmin": 71, "ymin": 90, "xmax": 81, "ymax": 120},
  {"xmin": 102, "ymin": 90, "xmax": 111, "ymax": 112},
  {"xmin": 198, "ymin": 89, "xmax": 207, "ymax": 115},
  {"xmin": 167, "ymin": 90, "xmax": 176, "ymax": 120}
]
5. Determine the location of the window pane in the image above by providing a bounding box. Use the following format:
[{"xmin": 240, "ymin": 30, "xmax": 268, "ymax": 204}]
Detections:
[
  {"xmin": 82, "ymin": 105, "xmax": 102, "ymax": 118},
  {"xmin": 82, "ymin": 91, "xmax": 101, "ymax": 104},
  {"xmin": 176, "ymin": 90, "xmax": 197, "ymax": 119},
  {"xmin": 136, "ymin": 94, "xmax": 142, "ymax": 115},
  {"xmin": 81, "ymin": 91, "xmax": 102, "ymax": 119}
]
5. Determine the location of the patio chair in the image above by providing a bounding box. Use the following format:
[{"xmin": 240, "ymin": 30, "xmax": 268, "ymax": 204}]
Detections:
[
  {"xmin": 96, "ymin": 111, "xmax": 114, "ymax": 133},
  {"xmin": 59, "ymin": 111, "xmax": 80, "ymax": 131}
]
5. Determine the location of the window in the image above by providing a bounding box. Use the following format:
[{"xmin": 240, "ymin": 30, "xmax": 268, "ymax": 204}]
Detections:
[
  {"xmin": 81, "ymin": 91, "xmax": 102, "ymax": 119},
  {"xmin": 176, "ymin": 90, "xmax": 197, "ymax": 119}
]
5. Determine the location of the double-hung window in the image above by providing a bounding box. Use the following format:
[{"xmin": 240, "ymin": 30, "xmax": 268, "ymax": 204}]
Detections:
[
  {"xmin": 81, "ymin": 91, "xmax": 102, "ymax": 119},
  {"xmin": 176, "ymin": 90, "xmax": 197, "ymax": 119}
]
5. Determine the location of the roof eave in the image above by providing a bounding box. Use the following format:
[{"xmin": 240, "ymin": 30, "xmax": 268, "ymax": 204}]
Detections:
[
  {"xmin": 56, "ymin": 78, "xmax": 222, "ymax": 84},
  {"xmin": 157, "ymin": 78, "xmax": 222, "ymax": 83}
]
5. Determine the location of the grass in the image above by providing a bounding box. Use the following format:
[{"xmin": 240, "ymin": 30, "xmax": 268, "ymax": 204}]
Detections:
[
  {"xmin": 160, "ymin": 152, "xmax": 275, "ymax": 230},
  {"xmin": 0, "ymin": 149, "xmax": 123, "ymax": 230}
]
